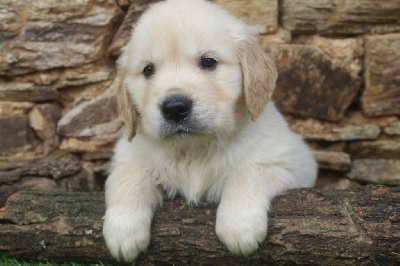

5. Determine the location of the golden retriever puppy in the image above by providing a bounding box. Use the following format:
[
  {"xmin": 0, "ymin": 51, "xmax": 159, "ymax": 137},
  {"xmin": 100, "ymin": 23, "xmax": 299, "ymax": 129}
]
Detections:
[{"xmin": 103, "ymin": 0, "xmax": 317, "ymax": 261}]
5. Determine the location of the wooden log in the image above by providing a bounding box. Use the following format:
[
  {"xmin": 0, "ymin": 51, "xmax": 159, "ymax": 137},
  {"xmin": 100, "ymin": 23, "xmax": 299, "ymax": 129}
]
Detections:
[{"xmin": 0, "ymin": 185, "xmax": 399, "ymax": 265}]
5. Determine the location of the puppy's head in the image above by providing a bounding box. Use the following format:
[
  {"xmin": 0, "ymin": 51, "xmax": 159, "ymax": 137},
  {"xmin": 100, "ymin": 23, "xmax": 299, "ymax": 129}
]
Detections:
[{"xmin": 117, "ymin": 0, "xmax": 277, "ymax": 142}]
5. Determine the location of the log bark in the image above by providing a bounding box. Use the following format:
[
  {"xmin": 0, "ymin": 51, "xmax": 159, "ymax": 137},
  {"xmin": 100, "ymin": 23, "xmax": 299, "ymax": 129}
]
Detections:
[{"xmin": 0, "ymin": 185, "xmax": 399, "ymax": 265}]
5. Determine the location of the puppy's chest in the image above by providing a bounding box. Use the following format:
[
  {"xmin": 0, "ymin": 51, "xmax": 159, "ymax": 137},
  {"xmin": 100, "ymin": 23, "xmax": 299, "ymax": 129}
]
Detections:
[{"xmin": 152, "ymin": 149, "xmax": 231, "ymax": 202}]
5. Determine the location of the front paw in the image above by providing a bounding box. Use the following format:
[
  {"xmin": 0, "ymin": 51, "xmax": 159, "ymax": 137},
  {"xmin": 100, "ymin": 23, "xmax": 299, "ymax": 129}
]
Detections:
[
  {"xmin": 216, "ymin": 208, "xmax": 268, "ymax": 256},
  {"xmin": 103, "ymin": 208, "xmax": 151, "ymax": 262}
]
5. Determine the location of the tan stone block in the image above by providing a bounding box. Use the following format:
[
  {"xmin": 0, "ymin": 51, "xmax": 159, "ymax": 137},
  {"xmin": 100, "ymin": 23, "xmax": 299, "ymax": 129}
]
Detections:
[
  {"xmin": 60, "ymin": 138, "xmax": 115, "ymax": 153},
  {"xmin": 384, "ymin": 121, "xmax": 400, "ymax": 136},
  {"xmin": 260, "ymin": 28, "xmax": 291, "ymax": 45},
  {"xmin": 58, "ymin": 79, "xmax": 113, "ymax": 116},
  {"xmin": 313, "ymin": 150, "xmax": 351, "ymax": 172},
  {"xmin": 265, "ymin": 45, "xmax": 361, "ymax": 121},
  {"xmin": 29, "ymin": 104, "xmax": 61, "ymax": 154},
  {"xmin": 57, "ymin": 94, "xmax": 123, "ymax": 141},
  {"xmin": 54, "ymin": 70, "xmax": 112, "ymax": 90},
  {"xmin": 362, "ymin": 34, "xmax": 400, "ymax": 117},
  {"xmin": 310, "ymin": 124, "xmax": 381, "ymax": 142},
  {"xmin": 82, "ymin": 149, "xmax": 114, "ymax": 161},
  {"xmin": 11, "ymin": 62, "xmax": 114, "ymax": 86},
  {"xmin": 0, "ymin": 102, "xmax": 34, "ymax": 117},
  {"xmin": 286, "ymin": 114, "xmax": 381, "ymax": 142},
  {"xmin": 282, "ymin": 0, "xmax": 400, "ymax": 36},
  {"xmin": 350, "ymin": 140, "xmax": 400, "ymax": 159},
  {"xmin": 0, "ymin": 0, "xmax": 123, "ymax": 75},
  {"xmin": 347, "ymin": 159, "xmax": 400, "ymax": 186},
  {"xmin": 0, "ymin": 83, "xmax": 58, "ymax": 102},
  {"xmin": 293, "ymin": 35, "xmax": 364, "ymax": 75},
  {"xmin": 318, "ymin": 179, "xmax": 361, "ymax": 191},
  {"xmin": 29, "ymin": 104, "xmax": 60, "ymax": 137},
  {"xmin": 215, "ymin": 0, "xmax": 278, "ymax": 34}
]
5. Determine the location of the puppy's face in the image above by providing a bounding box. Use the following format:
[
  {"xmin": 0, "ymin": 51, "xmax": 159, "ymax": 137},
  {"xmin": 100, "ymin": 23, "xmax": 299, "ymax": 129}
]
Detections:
[{"xmin": 118, "ymin": 0, "xmax": 278, "ymax": 141}]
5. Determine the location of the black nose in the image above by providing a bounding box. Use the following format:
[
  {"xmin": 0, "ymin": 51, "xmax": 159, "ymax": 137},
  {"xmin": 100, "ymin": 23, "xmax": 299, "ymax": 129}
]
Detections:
[{"xmin": 161, "ymin": 95, "xmax": 192, "ymax": 123}]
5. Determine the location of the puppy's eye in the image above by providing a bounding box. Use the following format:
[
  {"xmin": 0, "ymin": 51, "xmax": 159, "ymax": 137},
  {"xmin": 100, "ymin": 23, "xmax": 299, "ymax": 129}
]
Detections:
[
  {"xmin": 143, "ymin": 64, "xmax": 155, "ymax": 78},
  {"xmin": 200, "ymin": 57, "xmax": 218, "ymax": 70}
]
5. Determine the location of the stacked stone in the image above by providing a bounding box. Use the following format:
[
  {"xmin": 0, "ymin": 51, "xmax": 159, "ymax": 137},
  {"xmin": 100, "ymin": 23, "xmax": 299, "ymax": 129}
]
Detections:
[{"xmin": 0, "ymin": 0, "xmax": 399, "ymax": 200}]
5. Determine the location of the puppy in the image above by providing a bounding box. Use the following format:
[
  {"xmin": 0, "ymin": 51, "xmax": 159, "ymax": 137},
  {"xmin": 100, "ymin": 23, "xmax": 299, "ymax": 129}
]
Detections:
[{"xmin": 103, "ymin": 0, "xmax": 317, "ymax": 261}]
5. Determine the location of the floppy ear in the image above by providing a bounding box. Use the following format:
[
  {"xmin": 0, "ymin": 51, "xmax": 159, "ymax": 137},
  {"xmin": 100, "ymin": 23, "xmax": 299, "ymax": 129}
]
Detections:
[
  {"xmin": 240, "ymin": 37, "xmax": 278, "ymax": 121},
  {"xmin": 116, "ymin": 69, "xmax": 138, "ymax": 142}
]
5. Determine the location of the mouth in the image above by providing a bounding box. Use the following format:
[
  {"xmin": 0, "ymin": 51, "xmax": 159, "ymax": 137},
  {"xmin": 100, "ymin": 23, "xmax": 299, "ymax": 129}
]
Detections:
[
  {"xmin": 172, "ymin": 133, "xmax": 194, "ymax": 139},
  {"xmin": 166, "ymin": 128, "xmax": 199, "ymax": 139},
  {"xmin": 160, "ymin": 123, "xmax": 208, "ymax": 139},
  {"xmin": 176, "ymin": 129, "xmax": 188, "ymax": 135}
]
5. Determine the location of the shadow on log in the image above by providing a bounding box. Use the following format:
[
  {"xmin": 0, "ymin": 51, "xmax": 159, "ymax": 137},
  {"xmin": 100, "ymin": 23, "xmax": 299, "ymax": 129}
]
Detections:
[{"xmin": 0, "ymin": 185, "xmax": 399, "ymax": 265}]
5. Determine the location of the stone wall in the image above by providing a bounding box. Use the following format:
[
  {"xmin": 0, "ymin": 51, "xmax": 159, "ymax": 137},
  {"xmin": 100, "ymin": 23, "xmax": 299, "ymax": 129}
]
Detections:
[{"xmin": 1, "ymin": 0, "xmax": 399, "ymax": 202}]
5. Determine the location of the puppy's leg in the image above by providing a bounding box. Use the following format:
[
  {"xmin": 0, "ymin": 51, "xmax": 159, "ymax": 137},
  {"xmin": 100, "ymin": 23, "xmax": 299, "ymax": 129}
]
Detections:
[
  {"xmin": 216, "ymin": 165, "xmax": 295, "ymax": 255},
  {"xmin": 103, "ymin": 162, "xmax": 162, "ymax": 262}
]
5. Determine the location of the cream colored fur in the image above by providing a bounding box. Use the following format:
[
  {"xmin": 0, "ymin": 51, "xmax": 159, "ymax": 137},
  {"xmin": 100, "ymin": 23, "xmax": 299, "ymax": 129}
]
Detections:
[{"xmin": 103, "ymin": 0, "xmax": 318, "ymax": 261}]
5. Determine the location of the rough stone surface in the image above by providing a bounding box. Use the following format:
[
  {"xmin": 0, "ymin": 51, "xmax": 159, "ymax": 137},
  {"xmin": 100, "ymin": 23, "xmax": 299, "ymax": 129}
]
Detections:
[
  {"xmin": 384, "ymin": 121, "xmax": 400, "ymax": 136},
  {"xmin": 281, "ymin": 0, "xmax": 400, "ymax": 36},
  {"xmin": 293, "ymin": 35, "xmax": 364, "ymax": 75},
  {"xmin": 29, "ymin": 104, "xmax": 61, "ymax": 139},
  {"xmin": 82, "ymin": 149, "xmax": 114, "ymax": 161},
  {"xmin": 12, "ymin": 153, "xmax": 81, "ymax": 182},
  {"xmin": 60, "ymin": 138, "xmax": 115, "ymax": 153},
  {"xmin": 286, "ymin": 116, "xmax": 381, "ymax": 141},
  {"xmin": 318, "ymin": 179, "xmax": 361, "ymax": 191},
  {"xmin": 0, "ymin": 102, "xmax": 34, "ymax": 117},
  {"xmin": 109, "ymin": 0, "xmax": 159, "ymax": 57},
  {"xmin": 324, "ymin": 124, "xmax": 381, "ymax": 141},
  {"xmin": 58, "ymin": 81, "xmax": 113, "ymax": 117},
  {"xmin": 306, "ymin": 124, "xmax": 381, "ymax": 141},
  {"xmin": 362, "ymin": 34, "xmax": 400, "ymax": 117},
  {"xmin": 29, "ymin": 104, "xmax": 61, "ymax": 154},
  {"xmin": 215, "ymin": 0, "xmax": 278, "ymax": 34},
  {"xmin": 0, "ymin": 83, "xmax": 59, "ymax": 102},
  {"xmin": 54, "ymin": 70, "xmax": 112, "ymax": 90},
  {"xmin": 349, "ymin": 140, "xmax": 400, "ymax": 159},
  {"xmin": 0, "ymin": 153, "xmax": 81, "ymax": 189},
  {"xmin": 313, "ymin": 150, "xmax": 351, "ymax": 172},
  {"xmin": 0, "ymin": 0, "xmax": 123, "ymax": 75},
  {"xmin": 0, "ymin": 115, "xmax": 36, "ymax": 156},
  {"xmin": 11, "ymin": 63, "xmax": 114, "ymax": 87},
  {"xmin": 57, "ymin": 94, "xmax": 123, "ymax": 140},
  {"xmin": 265, "ymin": 45, "xmax": 361, "ymax": 121},
  {"xmin": 260, "ymin": 28, "xmax": 291, "ymax": 45},
  {"xmin": 0, "ymin": 152, "xmax": 87, "ymax": 207},
  {"xmin": 348, "ymin": 159, "xmax": 400, "ymax": 186}
]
